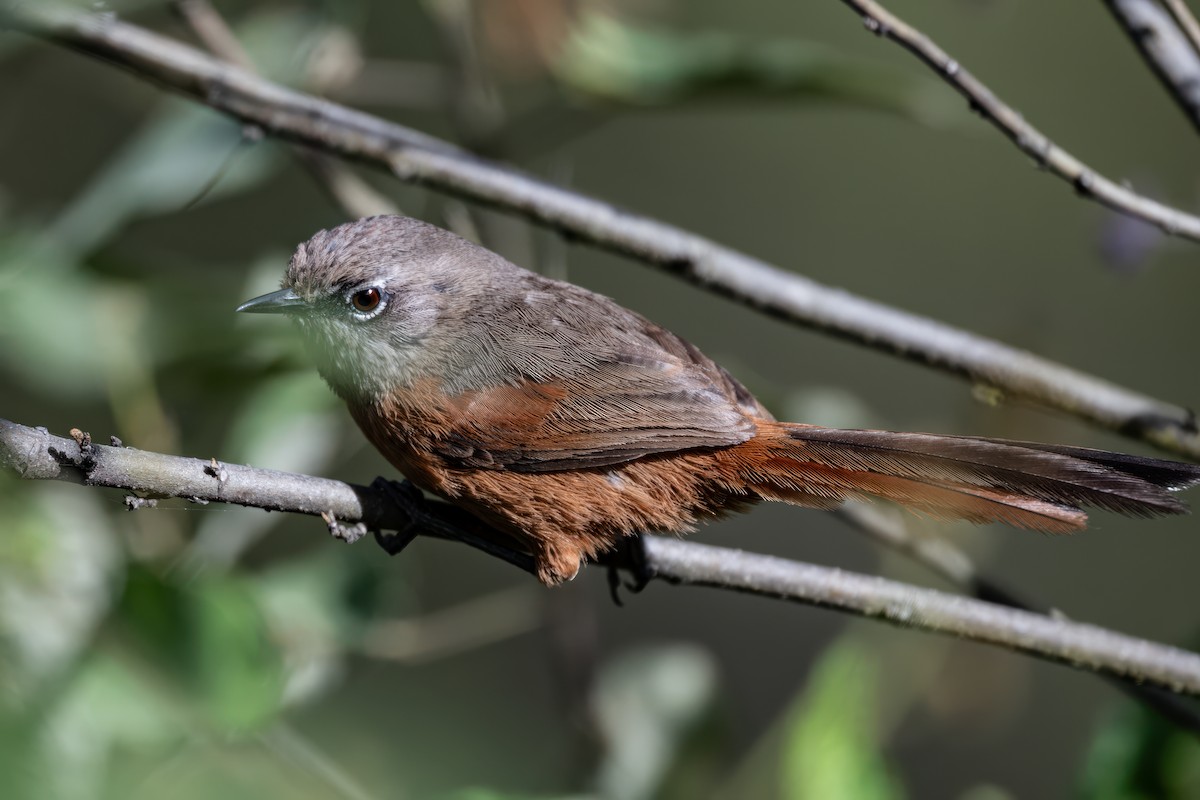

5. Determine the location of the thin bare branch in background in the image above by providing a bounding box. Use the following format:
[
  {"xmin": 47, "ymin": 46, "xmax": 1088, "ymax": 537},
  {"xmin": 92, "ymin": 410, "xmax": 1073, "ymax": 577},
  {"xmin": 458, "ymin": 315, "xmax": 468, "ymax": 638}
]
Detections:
[
  {"xmin": 259, "ymin": 726, "xmax": 383, "ymax": 800},
  {"xmin": 360, "ymin": 585, "xmax": 543, "ymax": 664},
  {"xmin": 1163, "ymin": 0, "xmax": 1200, "ymax": 56},
  {"xmin": 2, "ymin": 3, "xmax": 1199, "ymax": 460},
  {"xmin": 4, "ymin": 417, "xmax": 1200, "ymax": 700},
  {"xmin": 837, "ymin": 0, "xmax": 1200, "ymax": 230},
  {"xmin": 835, "ymin": 503, "xmax": 1200, "ymax": 735},
  {"xmin": 328, "ymin": 58, "xmax": 451, "ymax": 109},
  {"xmin": 1103, "ymin": 0, "xmax": 1200, "ymax": 133},
  {"xmin": 647, "ymin": 536, "xmax": 1200, "ymax": 697},
  {"xmin": 172, "ymin": 0, "xmax": 397, "ymax": 218}
]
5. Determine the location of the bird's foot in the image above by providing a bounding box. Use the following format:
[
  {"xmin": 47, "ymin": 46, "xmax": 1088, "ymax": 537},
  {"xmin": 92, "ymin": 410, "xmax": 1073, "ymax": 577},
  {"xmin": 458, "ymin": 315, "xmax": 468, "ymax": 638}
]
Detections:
[
  {"xmin": 369, "ymin": 477, "xmax": 540, "ymax": 579},
  {"xmin": 607, "ymin": 534, "xmax": 654, "ymax": 607},
  {"xmin": 369, "ymin": 476, "xmax": 425, "ymax": 556}
]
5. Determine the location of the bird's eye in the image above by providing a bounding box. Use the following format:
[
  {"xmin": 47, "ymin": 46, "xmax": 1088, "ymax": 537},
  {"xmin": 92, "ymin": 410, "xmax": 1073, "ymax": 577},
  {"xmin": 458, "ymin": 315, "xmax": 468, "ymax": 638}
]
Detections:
[{"xmin": 349, "ymin": 287, "xmax": 384, "ymax": 316}]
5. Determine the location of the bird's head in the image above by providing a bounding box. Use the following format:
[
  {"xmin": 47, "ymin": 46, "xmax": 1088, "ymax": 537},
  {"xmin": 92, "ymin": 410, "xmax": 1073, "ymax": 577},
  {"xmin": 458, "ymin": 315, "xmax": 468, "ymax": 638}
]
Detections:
[{"xmin": 237, "ymin": 215, "xmax": 482, "ymax": 401}]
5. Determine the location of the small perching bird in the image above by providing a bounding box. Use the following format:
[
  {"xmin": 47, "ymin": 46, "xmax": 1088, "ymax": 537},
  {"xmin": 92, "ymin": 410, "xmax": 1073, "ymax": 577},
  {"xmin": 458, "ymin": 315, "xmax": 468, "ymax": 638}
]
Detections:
[{"xmin": 238, "ymin": 216, "xmax": 1200, "ymax": 585}]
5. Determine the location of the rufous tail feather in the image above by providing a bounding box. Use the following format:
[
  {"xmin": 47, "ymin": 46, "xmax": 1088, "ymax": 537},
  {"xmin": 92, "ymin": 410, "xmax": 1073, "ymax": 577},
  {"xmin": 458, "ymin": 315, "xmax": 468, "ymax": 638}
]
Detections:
[{"xmin": 732, "ymin": 422, "xmax": 1200, "ymax": 531}]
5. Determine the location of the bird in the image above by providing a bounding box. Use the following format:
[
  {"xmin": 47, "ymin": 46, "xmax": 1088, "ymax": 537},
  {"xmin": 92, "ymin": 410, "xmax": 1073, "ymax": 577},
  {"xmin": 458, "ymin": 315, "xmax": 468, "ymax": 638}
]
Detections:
[{"xmin": 237, "ymin": 215, "xmax": 1200, "ymax": 586}]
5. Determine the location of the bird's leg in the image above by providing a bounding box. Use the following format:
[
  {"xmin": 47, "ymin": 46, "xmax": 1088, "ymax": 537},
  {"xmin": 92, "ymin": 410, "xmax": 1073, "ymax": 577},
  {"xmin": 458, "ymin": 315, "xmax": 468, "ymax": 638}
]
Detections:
[
  {"xmin": 369, "ymin": 477, "xmax": 538, "ymax": 577},
  {"xmin": 623, "ymin": 534, "xmax": 654, "ymax": 592},
  {"xmin": 606, "ymin": 533, "xmax": 655, "ymax": 606},
  {"xmin": 370, "ymin": 476, "xmax": 423, "ymax": 555}
]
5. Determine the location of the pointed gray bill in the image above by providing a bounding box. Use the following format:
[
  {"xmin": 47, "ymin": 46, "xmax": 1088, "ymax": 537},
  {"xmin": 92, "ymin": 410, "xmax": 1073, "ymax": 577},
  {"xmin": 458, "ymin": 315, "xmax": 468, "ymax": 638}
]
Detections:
[{"xmin": 236, "ymin": 288, "xmax": 307, "ymax": 314}]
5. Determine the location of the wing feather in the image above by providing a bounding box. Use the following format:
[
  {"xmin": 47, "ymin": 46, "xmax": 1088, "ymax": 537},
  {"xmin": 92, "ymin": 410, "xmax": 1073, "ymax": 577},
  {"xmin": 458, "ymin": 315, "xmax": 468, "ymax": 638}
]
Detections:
[{"xmin": 432, "ymin": 282, "xmax": 760, "ymax": 471}]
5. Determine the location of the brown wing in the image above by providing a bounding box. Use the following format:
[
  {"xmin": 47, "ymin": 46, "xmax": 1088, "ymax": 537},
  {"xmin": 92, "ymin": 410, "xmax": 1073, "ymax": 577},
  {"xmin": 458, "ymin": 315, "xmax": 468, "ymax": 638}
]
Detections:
[{"xmin": 432, "ymin": 281, "xmax": 764, "ymax": 472}]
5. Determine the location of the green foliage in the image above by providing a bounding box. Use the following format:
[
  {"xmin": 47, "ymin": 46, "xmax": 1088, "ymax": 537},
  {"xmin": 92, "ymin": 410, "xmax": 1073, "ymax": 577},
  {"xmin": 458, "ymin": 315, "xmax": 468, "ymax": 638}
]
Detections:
[
  {"xmin": 118, "ymin": 566, "xmax": 284, "ymax": 732},
  {"xmin": 554, "ymin": 11, "xmax": 955, "ymax": 124},
  {"xmin": 780, "ymin": 639, "xmax": 904, "ymax": 800},
  {"xmin": 1079, "ymin": 703, "xmax": 1200, "ymax": 800},
  {"xmin": 0, "ymin": 234, "xmax": 113, "ymax": 398}
]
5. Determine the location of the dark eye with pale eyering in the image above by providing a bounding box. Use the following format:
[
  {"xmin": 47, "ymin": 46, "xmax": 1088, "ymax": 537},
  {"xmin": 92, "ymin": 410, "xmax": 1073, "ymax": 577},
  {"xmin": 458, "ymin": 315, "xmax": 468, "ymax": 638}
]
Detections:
[{"xmin": 349, "ymin": 287, "xmax": 383, "ymax": 314}]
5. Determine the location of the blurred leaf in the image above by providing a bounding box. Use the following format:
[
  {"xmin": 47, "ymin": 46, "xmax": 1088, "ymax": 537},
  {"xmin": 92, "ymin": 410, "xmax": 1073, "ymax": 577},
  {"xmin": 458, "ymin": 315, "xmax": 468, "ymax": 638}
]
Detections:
[
  {"xmin": 554, "ymin": 12, "xmax": 954, "ymax": 124},
  {"xmin": 220, "ymin": 370, "xmax": 340, "ymax": 471},
  {"xmin": 1078, "ymin": 701, "xmax": 1200, "ymax": 800},
  {"xmin": 55, "ymin": 650, "xmax": 184, "ymax": 747},
  {"xmin": 780, "ymin": 639, "xmax": 904, "ymax": 800},
  {"xmin": 117, "ymin": 566, "xmax": 284, "ymax": 733},
  {"xmin": 0, "ymin": 233, "xmax": 113, "ymax": 398},
  {"xmin": 185, "ymin": 368, "xmax": 340, "ymax": 569},
  {"xmin": 17, "ymin": 651, "xmax": 184, "ymax": 800},
  {"xmin": 0, "ymin": 236, "xmax": 184, "ymax": 419},
  {"xmin": 0, "ymin": 481, "xmax": 121, "ymax": 699},
  {"xmin": 591, "ymin": 644, "xmax": 717, "ymax": 800},
  {"xmin": 192, "ymin": 577, "xmax": 284, "ymax": 731},
  {"xmin": 252, "ymin": 552, "xmax": 366, "ymax": 707},
  {"xmin": 0, "ymin": 228, "xmax": 223, "ymax": 412},
  {"xmin": 49, "ymin": 101, "xmax": 282, "ymax": 258},
  {"xmin": 235, "ymin": 8, "xmax": 358, "ymax": 87},
  {"xmin": 0, "ymin": 480, "xmax": 129, "ymax": 800},
  {"xmin": 41, "ymin": 6, "xmax": 345, "ymax": 259}
]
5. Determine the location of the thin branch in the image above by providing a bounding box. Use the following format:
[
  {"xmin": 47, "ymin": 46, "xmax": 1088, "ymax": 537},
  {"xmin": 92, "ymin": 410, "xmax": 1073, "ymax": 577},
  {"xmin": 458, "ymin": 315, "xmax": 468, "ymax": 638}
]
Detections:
[
  {"xmin": 327, "ymin": 59, "xmax": 451, "ymax": 109},
  {"xmin": 4, "ymin": 417, "xmax": 1200, "ymax": 699},
  {"xmin": 839, "ymin": 0, "xmax": 1200, "ymax": 229},
  {"xmin": 648, "ymin": 536, "xmax": 1200, "ymax": 697},
  {"xmin": 171, "ymin": 0, "xmax": 254, "ymax": 71},
  {"xmin": 359, "ymin": 586, "xmax": 543, "ymax": 664},
  {"xmin": 1164, "ymin": 0, "xmax": 1200, "ymax": 57},
  {"xmin": 171, "ymin": 0, "xmax": 397, "ymax": 219},
  {"xmin": 2, "ymin": 4, "xmax": 1199, "ymax": 460},
  {"xmin": 1103, "ymin": 0, "xmax": 1200, "ymax": 133},
  {"xmin": 835, "ymin": 503, "xmax": 1200, "ymax": 734}
]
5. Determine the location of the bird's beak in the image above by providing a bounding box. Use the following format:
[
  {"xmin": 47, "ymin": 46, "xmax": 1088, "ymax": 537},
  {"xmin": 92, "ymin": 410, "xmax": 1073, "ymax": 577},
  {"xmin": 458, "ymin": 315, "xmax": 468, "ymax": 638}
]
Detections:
[{"xmin": 236, "ymin": 288, "xmax": 308, "ymax": 315}]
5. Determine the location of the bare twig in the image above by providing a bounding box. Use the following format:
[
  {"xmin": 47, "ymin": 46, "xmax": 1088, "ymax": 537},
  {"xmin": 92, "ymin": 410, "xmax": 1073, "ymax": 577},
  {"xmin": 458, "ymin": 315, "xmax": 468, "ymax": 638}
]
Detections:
[
  {"xmin": 837, "ymin": 0, "xmax": 1200, "ymax": 232},
  {"xmin": 1103, "ymin": 0, "xmax": 1200, "ymax": 133},
  {"xmin": 4, "ymin": 416, "xmax": 1200, "ymax": 698},
  {"xmin": 171, "ymin": 0, "xmax": 253, "ymax": 71},
  {"xmin": 360, "ymin": 586, "xmax": 543, "ymax": 664},
  {"xmin": 328, "ymin": 58, "xmax": 450, "ymax": 109},
  {"xmin": 172, "ymin": 0, "xmax": 397, "ymax": 218},
  {"xmin": 648, "ymin": 537, "xmax": 1200, "ymax": 697},
  {"xmin": 259, "ymin": 726, "xmax": 382, "ymax": 800},
  {"xmin": 835, "ymin": 503, "xmax": 1200, "ymax": 734},
  {"xmin": 1164, "ymin": 0, "xmax": 1200, "ymax": 56},
  {"xmin": 1, "ymin": 4, "xmax": 1198, "ymax": 459}
]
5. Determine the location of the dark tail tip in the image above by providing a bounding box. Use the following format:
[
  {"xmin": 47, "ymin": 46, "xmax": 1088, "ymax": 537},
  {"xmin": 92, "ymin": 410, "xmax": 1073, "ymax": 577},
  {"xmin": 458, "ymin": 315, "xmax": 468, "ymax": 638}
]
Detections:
[{"xmin": 1005, "ymin": 442, "xmax": 1200, "ymax": 492}]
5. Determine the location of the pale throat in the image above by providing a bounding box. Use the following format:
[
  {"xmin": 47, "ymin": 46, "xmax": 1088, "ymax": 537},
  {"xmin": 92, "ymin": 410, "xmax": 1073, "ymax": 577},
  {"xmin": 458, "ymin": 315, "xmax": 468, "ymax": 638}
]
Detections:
[{"xmin": 304, "ymin": 316, "xmax": 443, "ymax": 404}]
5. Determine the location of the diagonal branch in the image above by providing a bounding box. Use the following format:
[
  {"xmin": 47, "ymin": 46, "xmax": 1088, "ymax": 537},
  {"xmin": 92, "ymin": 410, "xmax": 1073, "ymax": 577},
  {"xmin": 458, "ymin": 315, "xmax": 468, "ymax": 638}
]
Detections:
[
  {"xmin": 1103, "ymin": 0, "xmax": 1200, "ymax": 133},
  {"xmin": 649, "ymin": 537, "xmax": 1200, "ymax": 697},
  {"xmin": 1164, "ymin": 0, "xmax": 1200, "ymax": 57},
  {"xmin": 840, "ymin": 0, "xmax": 1200, "ymax": 229},
  {"xmin": 4, "ymin": 416, "xmax": 1200, "ymax": 699},
  {"xmin": 1, "ymin": 3, "xmax": 1198, "ymax": 460},
  {"xmin": 171, "ymin": 0, "xmax": 397, "ymax": 218},
  {"xmin": 835, "ymin": 503, "xmax": 1200, "ymax": 735}
]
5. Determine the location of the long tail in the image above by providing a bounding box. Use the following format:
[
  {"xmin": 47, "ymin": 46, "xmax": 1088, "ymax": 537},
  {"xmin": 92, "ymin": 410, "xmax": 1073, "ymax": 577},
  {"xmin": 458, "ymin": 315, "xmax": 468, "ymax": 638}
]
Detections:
[{"xmin": 730, "ymin": 422, "xmax": 1200, "ymax": 532}]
